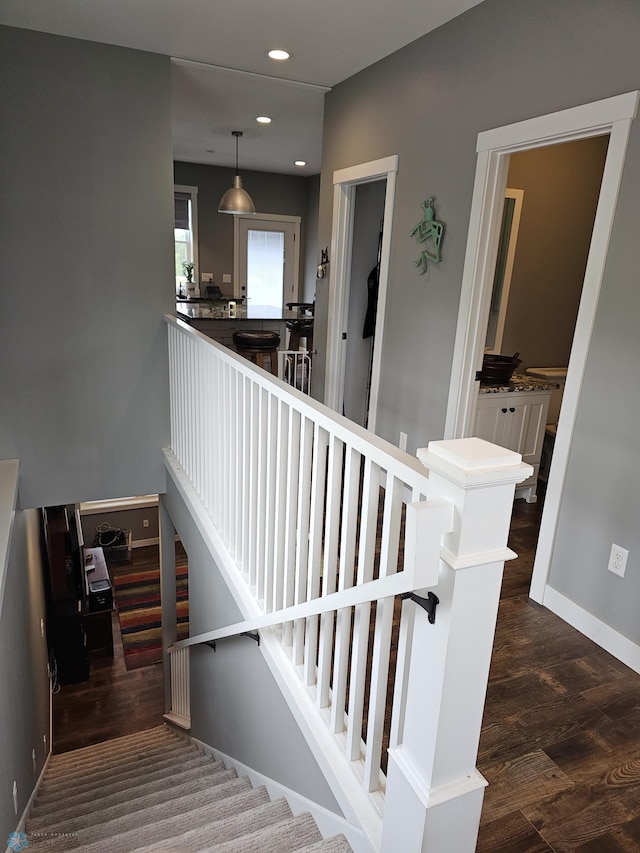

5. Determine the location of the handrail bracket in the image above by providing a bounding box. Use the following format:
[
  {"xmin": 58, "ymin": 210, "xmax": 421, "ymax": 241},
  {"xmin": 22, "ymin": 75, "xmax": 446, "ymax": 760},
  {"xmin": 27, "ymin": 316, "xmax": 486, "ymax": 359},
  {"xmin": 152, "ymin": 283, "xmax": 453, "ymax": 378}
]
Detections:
[{"xmin": 399, "ymin": 591, "xmax": 439, "ymax": 624}]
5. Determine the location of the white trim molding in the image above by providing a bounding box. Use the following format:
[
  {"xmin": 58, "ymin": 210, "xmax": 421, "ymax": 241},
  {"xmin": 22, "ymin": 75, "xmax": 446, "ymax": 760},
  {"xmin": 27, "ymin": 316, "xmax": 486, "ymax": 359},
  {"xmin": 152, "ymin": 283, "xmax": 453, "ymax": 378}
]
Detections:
[{"xmin": 324, "ymin": 155, "xmax": 399, "ymax": 433}]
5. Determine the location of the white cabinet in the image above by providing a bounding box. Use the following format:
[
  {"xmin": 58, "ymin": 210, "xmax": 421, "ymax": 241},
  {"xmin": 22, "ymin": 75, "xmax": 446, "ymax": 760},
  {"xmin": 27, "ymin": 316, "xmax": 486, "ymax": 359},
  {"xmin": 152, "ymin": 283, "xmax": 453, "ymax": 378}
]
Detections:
[{"xmin": 474, "ymin": 389, "xmax": 551, "ymax": 502}]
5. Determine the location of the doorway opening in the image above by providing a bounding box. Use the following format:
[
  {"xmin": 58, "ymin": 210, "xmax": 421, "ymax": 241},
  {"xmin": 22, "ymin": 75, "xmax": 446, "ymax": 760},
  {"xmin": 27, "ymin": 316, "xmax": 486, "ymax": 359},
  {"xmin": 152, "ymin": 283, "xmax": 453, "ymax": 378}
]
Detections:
[
  {"xmin": 444, "ymin": 91, "xmax": 638, "ymax": 604},
  {"xmin": 324, "ymin": 155, "xmax": 398, "ymax": 433},
  {"xmin": 342, "ymin": 181, "xmax": 386, "ymax": 427}
]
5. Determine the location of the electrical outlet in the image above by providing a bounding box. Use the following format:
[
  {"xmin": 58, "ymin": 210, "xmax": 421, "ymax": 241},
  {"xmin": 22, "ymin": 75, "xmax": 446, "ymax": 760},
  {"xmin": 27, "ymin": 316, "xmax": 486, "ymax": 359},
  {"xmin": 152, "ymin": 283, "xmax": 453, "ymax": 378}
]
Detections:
[
  {"xmin": 201, "ymin": 272, "xmax": 213, "ymax": 283},
  {"xmin": 607, "ymin": 543, "xmax": 629, "ymax": 577},
  {"xmin": 223, "ymin": 274, "xmax": 232, "ymax": 284},
  {"xmin": 399, "ymin": 431, "xmax": 408, "ymax": 451},
  {"xmin": 143, "ymin": 518, "xmax": 150, "ymax": 528}
]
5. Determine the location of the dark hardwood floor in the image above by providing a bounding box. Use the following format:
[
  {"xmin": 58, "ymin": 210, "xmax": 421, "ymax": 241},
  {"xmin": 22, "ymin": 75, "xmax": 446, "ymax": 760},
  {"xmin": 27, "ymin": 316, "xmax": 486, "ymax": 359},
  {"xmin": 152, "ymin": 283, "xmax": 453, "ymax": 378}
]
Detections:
[
  {"xmin": 52, "ymin": 547, "xmax": 165, "ymax": 755},
  {"xmin": 52, "ymin": 499, "xmax": 640, "ymax": 851},
  {"xmin": 478, "ymin": 495, "xmax": 640, "ymax": 852}
]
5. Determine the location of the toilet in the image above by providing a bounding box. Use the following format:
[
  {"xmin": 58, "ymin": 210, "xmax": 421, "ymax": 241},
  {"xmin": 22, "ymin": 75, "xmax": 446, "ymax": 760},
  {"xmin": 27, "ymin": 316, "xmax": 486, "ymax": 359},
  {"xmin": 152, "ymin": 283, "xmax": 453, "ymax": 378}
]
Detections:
[{"xmin": 525, "ymin": 366, "xmax": 568, "ymax": 482}]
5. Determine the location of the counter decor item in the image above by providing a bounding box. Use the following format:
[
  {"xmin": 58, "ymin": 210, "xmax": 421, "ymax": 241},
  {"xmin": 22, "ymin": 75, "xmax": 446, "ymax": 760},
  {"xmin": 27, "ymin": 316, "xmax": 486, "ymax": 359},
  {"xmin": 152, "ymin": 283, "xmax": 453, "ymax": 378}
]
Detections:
[
  {"xmin": 182, "ymin": 262, "xmax": 194, "ymax": 283},
  {"xmin": 480, "ymin": 351, "xmax": 521, "ymax": 385},
  {"xmin": 411, "ymin": 197, "xmax": 444, "ymax": 274}
]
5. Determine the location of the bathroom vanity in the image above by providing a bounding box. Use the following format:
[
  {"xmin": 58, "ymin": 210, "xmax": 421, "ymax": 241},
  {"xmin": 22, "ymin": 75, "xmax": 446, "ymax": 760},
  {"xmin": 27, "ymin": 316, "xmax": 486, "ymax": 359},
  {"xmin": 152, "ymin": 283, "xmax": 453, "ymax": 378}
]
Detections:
[{"xmin": 474, "ymin": 374, "xmax": 555, "ymax": 503}]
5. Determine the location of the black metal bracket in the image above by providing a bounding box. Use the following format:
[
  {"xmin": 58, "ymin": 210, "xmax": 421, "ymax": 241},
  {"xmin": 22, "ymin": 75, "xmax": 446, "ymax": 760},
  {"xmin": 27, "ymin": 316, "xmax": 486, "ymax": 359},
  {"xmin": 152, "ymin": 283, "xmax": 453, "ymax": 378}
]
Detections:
[
  {"xmin": 203, "ymin": 631, "xmax": 260, "ymax": 652},
  {"xmin": 399, "ymin": 591, "xmax": 439, "ymax": 624},
  {"xmin": 241, "ymin": 631, "xmax": 260, "ymax": 646}
]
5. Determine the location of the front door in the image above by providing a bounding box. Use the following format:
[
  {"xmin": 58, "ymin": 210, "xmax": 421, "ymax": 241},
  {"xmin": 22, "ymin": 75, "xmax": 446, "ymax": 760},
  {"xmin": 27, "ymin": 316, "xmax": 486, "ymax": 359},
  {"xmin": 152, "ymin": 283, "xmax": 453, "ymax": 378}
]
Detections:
[{"xmin": 236, "ymin": 215, "xmax": 299, "ymax": 310}]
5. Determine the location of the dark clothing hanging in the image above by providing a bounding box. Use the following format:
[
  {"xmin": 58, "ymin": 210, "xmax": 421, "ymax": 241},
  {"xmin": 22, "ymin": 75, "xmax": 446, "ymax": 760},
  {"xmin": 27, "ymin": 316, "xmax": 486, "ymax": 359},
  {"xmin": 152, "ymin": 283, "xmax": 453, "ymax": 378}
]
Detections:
[{"xmin": 363, "ymin": 264, "xmax": 379, "ymax": 339}]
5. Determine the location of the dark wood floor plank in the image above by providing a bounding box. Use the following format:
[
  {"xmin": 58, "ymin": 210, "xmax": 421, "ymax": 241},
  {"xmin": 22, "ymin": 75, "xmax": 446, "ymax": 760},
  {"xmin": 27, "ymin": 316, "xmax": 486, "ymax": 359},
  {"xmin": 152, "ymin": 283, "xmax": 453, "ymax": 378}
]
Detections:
[{"xmin": 476, "ymin": 811, "xmax": 556, "ymax": 852}]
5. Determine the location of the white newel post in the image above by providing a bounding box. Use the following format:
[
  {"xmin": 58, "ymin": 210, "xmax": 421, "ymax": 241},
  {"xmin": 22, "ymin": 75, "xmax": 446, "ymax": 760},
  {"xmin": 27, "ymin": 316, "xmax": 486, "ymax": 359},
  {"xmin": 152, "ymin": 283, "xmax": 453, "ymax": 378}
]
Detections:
[{"xmin": 382, "ymin": 438, "xmax": 532, "ymax": 853}]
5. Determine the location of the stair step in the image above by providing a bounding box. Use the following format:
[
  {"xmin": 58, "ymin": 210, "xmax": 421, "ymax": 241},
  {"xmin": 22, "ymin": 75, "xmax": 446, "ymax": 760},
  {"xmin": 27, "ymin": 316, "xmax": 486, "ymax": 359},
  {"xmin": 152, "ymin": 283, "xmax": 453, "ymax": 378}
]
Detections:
[
  {"xmin": 206, "ymin": 812, "xmax": 324, "ymax": 852},
  {"xmin": 36, "ymin": 749, "xmax": 205, "ymax": 806},
  {"xmin": 49, "ymin": 726, "xmax": 171, "ymax": 769},
  {"xmin": 132, "ymin": 796, "xmax": 294, "ymax": 853},
  {"xmin": 30, "ymin": 753, "xmax": 218, "ymax": 818},
  {"xmin": 27, "ymin": 763, "xmax": 235, "ymax": 834},
  {"xmin": 28, "ymin": 726, "xmax": 353, "ymax": 852},
  {"xmin": 36, "ymin": 786, "xmax": 273, "ymax": 853},
  {"xmin": 297, "ymin": 836, "xmax": 353, "ymax": 852},
  {"xmin": 41, "ymin": 739, "xmax": 197, "ymax": 793}
]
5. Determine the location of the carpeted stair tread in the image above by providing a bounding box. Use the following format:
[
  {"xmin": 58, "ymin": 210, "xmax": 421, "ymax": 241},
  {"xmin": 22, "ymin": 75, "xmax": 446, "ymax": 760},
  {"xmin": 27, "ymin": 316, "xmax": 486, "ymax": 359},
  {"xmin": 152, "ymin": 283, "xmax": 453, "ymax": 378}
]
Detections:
[
  {"xmin": 35, "ymin": 753, "xmax": 213, "ymax": 799},
  {"xmin": 49, "ymin": 726, "xmax": 172, "ymax": 768},
  {"xmin": 26, "ymin": 729, "xmax": 354, "ymax": 853},
  {"xmin": 296, "ymin": 836, "xmax": 353, "ymax": 851},
  {"xmin": 35, "ymin": 786, "xmax": 273, "ymax": 853},
  {"xmin": 203, "ymin": 812, "xmax": 324, "ymax": 852},
  {"xmin": 45, "ymin": 731, "xmax": 187, "ymax": 782},
  {"xmin": 131, "ymin": 797, "xmax": 294, "ymax": 853},
  {"xmin": 27, "ymin": 763, "xmax": 238, "ymax": 834},
  {"xmin": 30, "ymin": 753, "xmax": 219, "ymax": 818},
  {"xmin": 40, "ymin": 740, "xmax": 199, "ymax": 793}
]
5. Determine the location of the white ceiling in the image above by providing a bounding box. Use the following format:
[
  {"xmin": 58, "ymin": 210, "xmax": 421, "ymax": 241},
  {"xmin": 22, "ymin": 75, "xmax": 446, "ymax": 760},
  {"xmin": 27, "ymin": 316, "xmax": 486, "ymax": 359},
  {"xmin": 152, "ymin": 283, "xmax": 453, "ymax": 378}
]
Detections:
[{"xmin": 1, "ymin": 0, "xmax": 486, "ymax": 175}]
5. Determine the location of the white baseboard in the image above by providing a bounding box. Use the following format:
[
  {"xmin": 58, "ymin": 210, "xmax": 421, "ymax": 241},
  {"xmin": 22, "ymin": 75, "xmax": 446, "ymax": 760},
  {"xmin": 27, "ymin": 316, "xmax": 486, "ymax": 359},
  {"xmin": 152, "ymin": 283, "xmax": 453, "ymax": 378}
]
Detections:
[
  {"xmin": 544, "ymin": 585, "xmax": 640, "ymax": 674},
  {"xmin": 131, "ymin": 537, "xmax": 159, "ymax": 548},
  {"xmin": 6, "ymin": 749, "xmax": 51, "ymax": 851},
  {"xmin": 181, "ymin": 734, "xmax": 371, "ymax": 853}
]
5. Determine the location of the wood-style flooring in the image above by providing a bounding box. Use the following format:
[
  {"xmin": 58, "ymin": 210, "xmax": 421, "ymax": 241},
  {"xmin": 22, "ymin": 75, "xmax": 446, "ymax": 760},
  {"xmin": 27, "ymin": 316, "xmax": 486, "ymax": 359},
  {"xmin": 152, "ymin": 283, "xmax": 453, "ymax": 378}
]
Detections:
[
  {"xmin": 478, "ymin": 496, "xmax": 640, "ymax": 852},
  {"xmin": 52, "ymin": 499, "xmax": 640, "ymax": 851},
  {"xmin": 52, "ymin": 547, "xmax": 165, "ymax": 755}
]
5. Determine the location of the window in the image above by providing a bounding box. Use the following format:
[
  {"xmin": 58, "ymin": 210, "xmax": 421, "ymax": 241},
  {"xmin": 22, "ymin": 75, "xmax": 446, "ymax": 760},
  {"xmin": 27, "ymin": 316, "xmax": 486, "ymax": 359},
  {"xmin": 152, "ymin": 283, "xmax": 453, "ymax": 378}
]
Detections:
[
  {"xmin": 235, "ymin": 214, "xmax": 300, "ymax": 309},
  {"xmin": 174, "ymin": 185, "xmax": 198, "ymax": 297}
]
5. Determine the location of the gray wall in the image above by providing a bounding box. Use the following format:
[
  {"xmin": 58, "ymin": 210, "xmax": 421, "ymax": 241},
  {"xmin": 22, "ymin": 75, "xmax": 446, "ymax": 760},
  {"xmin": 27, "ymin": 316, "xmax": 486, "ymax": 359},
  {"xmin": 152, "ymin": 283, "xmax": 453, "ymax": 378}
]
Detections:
[
  {"xmin": 0, "ymin": 27, "xmax": 174, "ymax": 509},
  {"xmin": 316, "ymin": 0, "xmax": 640, "ymax": 644},
  {"xmin": 161, "ymin": 481, "xmax": 343, "ymax": 814},
  {"xmin": 80, "ymin": 505, "xmax": 159, "ymax": 546},
  {"xmin": 173, "ymin": 161, "xmax": 317, "ymax": 299},
  {"xmin": 0, "ymin": 508, "xmax": 50, "ymax": 841},
  {"xmin": 500, "ymin": 137, "xmax": 609, "ymax": 370}
]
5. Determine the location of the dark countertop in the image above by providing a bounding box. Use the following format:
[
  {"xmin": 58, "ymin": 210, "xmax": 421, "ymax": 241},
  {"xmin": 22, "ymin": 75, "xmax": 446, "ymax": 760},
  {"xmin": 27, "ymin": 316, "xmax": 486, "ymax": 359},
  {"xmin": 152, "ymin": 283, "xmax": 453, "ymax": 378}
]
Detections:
[
  {"xmin": 479, "ymin": 373, "xmax": 559, "ymax": 394},
  {"xmin": 176, "ymin": 300, "xmax": 298, "ymax": 322}
]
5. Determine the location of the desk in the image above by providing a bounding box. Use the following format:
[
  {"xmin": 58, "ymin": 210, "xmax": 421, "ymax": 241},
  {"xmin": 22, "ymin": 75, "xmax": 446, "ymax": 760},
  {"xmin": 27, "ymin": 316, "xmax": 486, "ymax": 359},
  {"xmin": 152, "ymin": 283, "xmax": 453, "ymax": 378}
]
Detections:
[{"xmin": 82, "ymin": 547, "xmax": 115, "ymax": 659}]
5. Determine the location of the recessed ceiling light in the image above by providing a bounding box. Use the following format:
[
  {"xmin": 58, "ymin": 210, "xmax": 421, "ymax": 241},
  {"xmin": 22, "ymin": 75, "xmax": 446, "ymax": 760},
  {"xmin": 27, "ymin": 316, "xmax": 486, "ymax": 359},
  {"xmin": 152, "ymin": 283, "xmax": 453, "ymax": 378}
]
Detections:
[
  {"xmin": 268, "ymin": 49, "xmax": 290, "ymax": 61},
  {"xmin": 294, "ymin": 160, "xmax": 307, "ymax": 167},
  {"xmin": 256, "ymin": 116, "xmax": 272, "ymax": 124}
]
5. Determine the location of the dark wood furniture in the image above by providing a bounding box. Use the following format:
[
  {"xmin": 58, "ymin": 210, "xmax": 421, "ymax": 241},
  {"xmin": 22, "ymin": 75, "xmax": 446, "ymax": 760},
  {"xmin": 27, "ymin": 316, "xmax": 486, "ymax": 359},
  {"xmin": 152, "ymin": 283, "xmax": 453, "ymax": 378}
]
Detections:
[{"xmin": 82, "ymin": 546, "xmax": 115, "ymax": 659}]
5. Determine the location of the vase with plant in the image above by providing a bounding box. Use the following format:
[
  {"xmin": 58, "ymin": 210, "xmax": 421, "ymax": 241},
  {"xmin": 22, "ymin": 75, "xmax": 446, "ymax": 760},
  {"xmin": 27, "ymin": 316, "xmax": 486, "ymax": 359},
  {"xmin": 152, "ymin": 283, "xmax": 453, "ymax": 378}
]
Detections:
[{"xmin": 182, "ymin": 262, "xmax": 194, "ymax": 283}]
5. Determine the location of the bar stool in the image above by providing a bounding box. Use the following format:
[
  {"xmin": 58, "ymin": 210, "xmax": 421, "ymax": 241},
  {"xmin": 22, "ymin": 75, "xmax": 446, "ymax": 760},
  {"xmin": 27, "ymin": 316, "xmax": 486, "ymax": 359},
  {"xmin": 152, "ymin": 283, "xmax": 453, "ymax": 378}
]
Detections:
[
  {"xmin": 233, "ymin": 330, "xmax": 281, "ymax": 375},
  {"xmin": 286, "ymin": 318, "xmax": 314, "ymax": 352},
  {"xmin": 285, "ymin": 302, "xmax": 314, "ymax": 352}
]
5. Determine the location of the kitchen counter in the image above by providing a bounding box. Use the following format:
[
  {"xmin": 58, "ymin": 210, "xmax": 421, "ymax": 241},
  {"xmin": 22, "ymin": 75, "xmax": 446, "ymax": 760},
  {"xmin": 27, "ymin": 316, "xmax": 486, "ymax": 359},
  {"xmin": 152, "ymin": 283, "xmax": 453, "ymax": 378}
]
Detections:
[
  {"xmin": 479, "ymin": 373, "xmax": 560, "ymax": 394},
  {"xmin": 176, "ymin": 300, "xmax": 298, "ymax": 322}
]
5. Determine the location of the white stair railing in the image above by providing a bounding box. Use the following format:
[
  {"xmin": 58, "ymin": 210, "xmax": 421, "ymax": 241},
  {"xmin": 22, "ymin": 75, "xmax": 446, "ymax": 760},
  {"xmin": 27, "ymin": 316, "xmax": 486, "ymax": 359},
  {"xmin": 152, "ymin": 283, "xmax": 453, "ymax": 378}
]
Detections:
[
  {"xmin": 165, "ymin": 645, "xmax": 190, "ymax": 730},
  {"xmin": 163, "ymin": 315, "xmax": 532, "ymax": 852}
]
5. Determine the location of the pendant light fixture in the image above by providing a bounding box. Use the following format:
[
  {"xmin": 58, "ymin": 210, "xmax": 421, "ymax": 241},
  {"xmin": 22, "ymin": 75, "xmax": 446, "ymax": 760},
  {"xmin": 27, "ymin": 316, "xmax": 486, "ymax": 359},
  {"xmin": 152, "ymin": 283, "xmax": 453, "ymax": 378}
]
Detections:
[{"xmin": 218, "ymin": 131, "xmax": 255, "ymax": 215}]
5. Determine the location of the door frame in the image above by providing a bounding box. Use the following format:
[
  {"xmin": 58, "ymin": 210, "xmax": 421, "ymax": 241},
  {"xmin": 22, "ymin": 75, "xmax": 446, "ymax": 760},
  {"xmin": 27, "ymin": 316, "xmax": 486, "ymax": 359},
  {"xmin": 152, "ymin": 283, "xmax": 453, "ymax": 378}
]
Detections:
[
  {"xmin": 443, "ymin": 90, "xmax": 638, "ymax": 604},
  {"xmin": 324, "ymin": 155, "xmax": 398, "ymax": 432},
  {"xmin": 234, "ymin": 212, "xmax": 301, "ymax": 305}
]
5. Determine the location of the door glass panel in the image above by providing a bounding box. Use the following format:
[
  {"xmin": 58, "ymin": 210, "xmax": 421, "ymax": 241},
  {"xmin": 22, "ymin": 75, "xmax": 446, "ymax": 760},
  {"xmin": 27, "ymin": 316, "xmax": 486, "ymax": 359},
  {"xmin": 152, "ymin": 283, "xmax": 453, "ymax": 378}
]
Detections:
[{"xmin": 247, "ymin": 229, "xmax": 285, "ymax": 310}]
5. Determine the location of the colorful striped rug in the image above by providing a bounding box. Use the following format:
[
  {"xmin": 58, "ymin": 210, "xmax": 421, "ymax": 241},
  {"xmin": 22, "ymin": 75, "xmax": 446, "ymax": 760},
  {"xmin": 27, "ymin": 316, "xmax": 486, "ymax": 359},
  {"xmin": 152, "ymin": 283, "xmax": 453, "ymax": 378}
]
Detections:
[{"xmin": 111, "ymin": 546, "xmax": 189, "ymax": 670}]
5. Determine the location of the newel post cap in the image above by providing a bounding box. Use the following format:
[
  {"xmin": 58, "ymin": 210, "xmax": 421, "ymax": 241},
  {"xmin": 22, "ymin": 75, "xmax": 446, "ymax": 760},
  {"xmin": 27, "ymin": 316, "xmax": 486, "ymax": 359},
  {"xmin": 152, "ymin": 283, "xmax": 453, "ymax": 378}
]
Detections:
[{"xmin": 418, "ymin": 437, "xmax": 533, "ymax": 488}]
